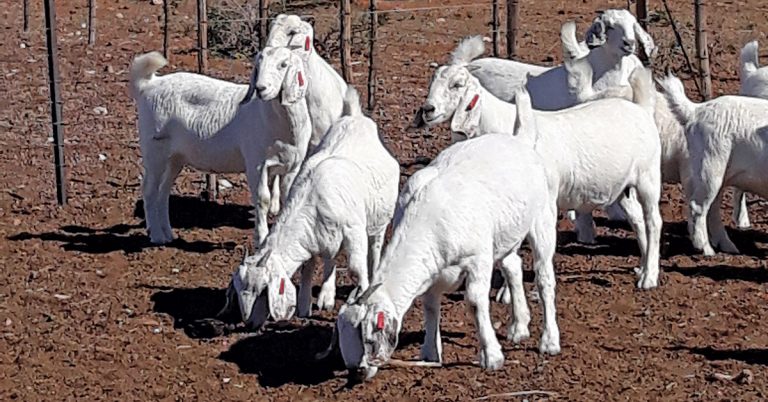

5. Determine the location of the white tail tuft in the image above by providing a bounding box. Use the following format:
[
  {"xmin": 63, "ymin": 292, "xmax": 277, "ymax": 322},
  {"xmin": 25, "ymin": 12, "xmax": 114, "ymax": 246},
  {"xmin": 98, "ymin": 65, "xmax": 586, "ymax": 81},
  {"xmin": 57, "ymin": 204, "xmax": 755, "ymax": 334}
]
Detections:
[
  {"xmin": 512, "ymin": 86, "xmax": 536, "ymax": 144},
  {"xmin": 560, "ymin": 21, "xmax": 585, "ymax": 62},
  {"xmin": 451, "ymin": 35, "xmax": 485, "ymax": 65},
  {"xmin": 740, "ymin": 40, "xmax": 759, "ymax": 78},
  {"xmin": 657, "ymin": 74, "xmax": 697, "ymax": 127},
  {"xmin": 343, "ymin": 86, "xmax": 362, "ymax": 117},
  {"xmin": 130, "ymin": 51, "xmax": 167, "ymax": 96}
]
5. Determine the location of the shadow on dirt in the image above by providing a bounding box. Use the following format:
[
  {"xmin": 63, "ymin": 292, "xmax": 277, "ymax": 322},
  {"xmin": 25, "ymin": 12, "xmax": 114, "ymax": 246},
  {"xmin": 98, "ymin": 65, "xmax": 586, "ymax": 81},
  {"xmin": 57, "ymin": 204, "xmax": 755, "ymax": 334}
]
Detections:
[
  {"xmin": 147, "ymin": 285, "xmax": 246, "ymax": 338},
  {"xmin": 669, "ymin": 345, "xmax": 768, "ymax": 366},
  {"xmin": 220, "ymin": 323, "xmax": 344, "ymax": 387},
  {"xmin": 133, "ymin": 195, "xmax": 254, "ymax": 231},
  {"xmin": 8, "ymin": 223, "xmax": 236, "ymax": 254}
]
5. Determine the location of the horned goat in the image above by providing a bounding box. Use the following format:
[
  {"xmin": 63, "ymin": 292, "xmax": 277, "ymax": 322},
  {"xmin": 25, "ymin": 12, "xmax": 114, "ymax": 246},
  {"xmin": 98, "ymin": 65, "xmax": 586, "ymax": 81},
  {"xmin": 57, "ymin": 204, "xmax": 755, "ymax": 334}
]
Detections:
[
  {"xmin": 453, "ymin": 9, "xmax": 656, "ymax": 108},
  {"xmin": 415, "ymin": 49, "xmax": 662, "ymax": 290},
  {"xmin": 318, "ymin": 112, "xmax": 559, "ymax": 381},
  {"xmin": 221, "ymin": 86, "xmax": 400, "ymax": 328},
  {"xmin": 658, "ymin": 74, "xmax": 768, "ymax": 256},
  {"xmin": 129, "ymin": 50, "xmax": 311, "ymax": 245}
]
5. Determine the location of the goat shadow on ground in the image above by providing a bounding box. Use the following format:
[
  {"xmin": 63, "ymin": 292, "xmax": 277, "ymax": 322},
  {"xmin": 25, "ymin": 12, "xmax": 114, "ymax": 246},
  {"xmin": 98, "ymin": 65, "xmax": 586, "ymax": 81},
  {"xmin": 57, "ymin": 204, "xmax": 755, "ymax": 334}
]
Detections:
[
  {"xmin": 220, "ymin": 323, "xmax": 345, "ymax": 387},
  {"xmin": 669, "ymin": 345, "xmax": 768, "ymax": 366},
  {"xmin": 8, "ymin": 223, "xmax": 236, "ymax": 254},
  {"xmin": 133, "ymin": 195, "xmax": 255, "ymax": 231},
  {"xmin": 147, "ymin": 285, "xmax": 245, "ymax": 339}
]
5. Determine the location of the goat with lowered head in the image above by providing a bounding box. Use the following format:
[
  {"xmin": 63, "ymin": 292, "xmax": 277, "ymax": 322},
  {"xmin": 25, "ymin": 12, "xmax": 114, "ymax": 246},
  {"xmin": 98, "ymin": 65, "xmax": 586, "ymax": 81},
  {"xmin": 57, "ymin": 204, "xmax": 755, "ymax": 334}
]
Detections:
[
  {"xmin": 658, "ymin": 74, "xmax": 768, "ymax": 256},
  {"xmin": 318, "ymin": 109, "xmax": 559, "ymax": 381},
  {"xmin": 129, "ymin": 50, "xmax": 311, "ymax": 245},
  {"xmin": 415, "ymin": 43, "xmax": 663, "ymax": 290},
  {"xmin": 449, "ymin": 9, "xmax": 655, "ymax": 109},
  {"xmin": 221, "ymin": 82, "xmax": 400, "ymax": 328}
]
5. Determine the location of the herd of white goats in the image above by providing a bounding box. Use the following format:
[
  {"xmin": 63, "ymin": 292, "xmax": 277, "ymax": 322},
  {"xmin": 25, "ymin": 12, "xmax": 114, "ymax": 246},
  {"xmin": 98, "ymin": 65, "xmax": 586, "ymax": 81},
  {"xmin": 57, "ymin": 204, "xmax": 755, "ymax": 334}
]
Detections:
[{"xmin": 128, "ymin": 10, "xmax": 768, "ymax": 380}]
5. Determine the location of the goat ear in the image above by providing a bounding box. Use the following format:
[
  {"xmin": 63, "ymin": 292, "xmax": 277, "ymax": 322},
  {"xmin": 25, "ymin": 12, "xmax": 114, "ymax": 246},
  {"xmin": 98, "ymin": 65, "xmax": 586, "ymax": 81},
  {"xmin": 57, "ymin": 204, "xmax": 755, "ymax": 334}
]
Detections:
[
  {"xmin": 241, "ymin": 54, "xmax": 261, "ymax": 105},
  {"xmin": 450, "ymin": 89, "xmax": 482, "ymax": 139},
  {"xmin": 368, "ymin": 312, "xmax": 399, "ymax": 366},
  {"xmin": 281, "ymin": 62, "xmax": 308, "ymax": 105},
  {"xmin": 466, "ymin": 64, "xmax": 481, "ymax": 73},
  {"xmin": 267, "ymin": 271, "xmax": 296, "ymax": 321},
  {"xmin": 634, "ymin": 22, "xmax": 657, "ymax": 61},
  {"xmin": 585, "ymin": 18, "xmax": 606, "ymax": 49}
]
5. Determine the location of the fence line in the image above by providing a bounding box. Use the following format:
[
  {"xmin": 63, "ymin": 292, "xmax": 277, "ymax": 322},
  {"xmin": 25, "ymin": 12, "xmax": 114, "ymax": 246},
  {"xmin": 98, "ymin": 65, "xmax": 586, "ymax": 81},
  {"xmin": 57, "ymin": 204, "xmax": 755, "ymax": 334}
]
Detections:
[{"xmin": 43, "ymin": 0, "xmax": 67, "ymax": 205}]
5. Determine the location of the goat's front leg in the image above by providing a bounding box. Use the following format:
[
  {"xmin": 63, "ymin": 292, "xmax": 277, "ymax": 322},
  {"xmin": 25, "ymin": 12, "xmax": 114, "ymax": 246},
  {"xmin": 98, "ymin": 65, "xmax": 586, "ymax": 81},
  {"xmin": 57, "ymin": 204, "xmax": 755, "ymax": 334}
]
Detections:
[
  {"xmin": 297, "ymin": 260, "xmax": 314, "ymax": 318},
  {"xmin": 420, "ymin": 289, "xmax": 443, "ymax": 363},
  {"xmin": 317, "ymin": 256, "xmax": 337, "ymax": 311},
  {"xmin": 248, "ymin": 163, "xmax": 271, "ymax": 247},
  {"xmin": 464, "ymin": 257, "xmax": 504, "ymax": 370},
  {"xmin": 343, "ymin": 226, "xmax": 370, "ymax": 292}
]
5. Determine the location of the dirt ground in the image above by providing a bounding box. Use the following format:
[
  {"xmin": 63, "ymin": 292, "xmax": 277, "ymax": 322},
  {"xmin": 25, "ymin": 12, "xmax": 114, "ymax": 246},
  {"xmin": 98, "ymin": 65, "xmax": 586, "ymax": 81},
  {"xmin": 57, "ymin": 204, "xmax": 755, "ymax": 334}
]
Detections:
[{"xmin": 3, "ymin": 0, "xmax": 768, "ymax": 400}]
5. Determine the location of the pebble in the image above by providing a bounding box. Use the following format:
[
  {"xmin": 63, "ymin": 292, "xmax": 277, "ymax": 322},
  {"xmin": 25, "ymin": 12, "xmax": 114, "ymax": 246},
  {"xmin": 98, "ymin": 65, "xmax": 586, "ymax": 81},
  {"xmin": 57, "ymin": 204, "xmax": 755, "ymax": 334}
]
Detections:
[
  {"xmin": 116, "ymin": 13, "xmax": 124, "ymax": 19},
  {"xmin": 93, "ymin": 106, "xmax": 108, "ymax": 115},
  {"xmin": 98, "ymin": 153, "xmax": 107, "ymax": 161}
]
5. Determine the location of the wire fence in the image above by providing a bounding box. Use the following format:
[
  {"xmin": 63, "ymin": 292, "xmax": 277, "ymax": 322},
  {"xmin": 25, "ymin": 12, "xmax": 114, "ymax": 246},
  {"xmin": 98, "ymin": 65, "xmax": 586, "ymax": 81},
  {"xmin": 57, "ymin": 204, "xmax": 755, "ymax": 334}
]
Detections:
[{"xmin": 20, "ymin": 0, "xmax": 768, "ymax": 204}]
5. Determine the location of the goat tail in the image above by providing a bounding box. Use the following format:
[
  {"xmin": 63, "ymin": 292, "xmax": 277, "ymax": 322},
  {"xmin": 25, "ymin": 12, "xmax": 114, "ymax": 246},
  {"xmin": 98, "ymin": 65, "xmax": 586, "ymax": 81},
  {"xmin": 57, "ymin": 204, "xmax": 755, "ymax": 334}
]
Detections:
[
  {"xmin": 512, "ymin": 85, "xmax": 536, "ymax": 144},
  {"xmin": 628, "ymin": 66, "xmax": 655, "ymax": 115},
  {"xmin": 342, "ymin": 86, "xmax": 362, "ymax": 117},
  {"xmin": 656, "ymin": 74, "xmax": 697, "ymax": 127},
  {"xmin": 451, "ymin": 35, "xmax": 485, "ymax": 65},
  {"xmin": 740, "ymin": 40, "xmax": 759, "ymax": 77},
  {"xmin": 130, "ymin": 51, "xmax": 167, "ymax": 95}
]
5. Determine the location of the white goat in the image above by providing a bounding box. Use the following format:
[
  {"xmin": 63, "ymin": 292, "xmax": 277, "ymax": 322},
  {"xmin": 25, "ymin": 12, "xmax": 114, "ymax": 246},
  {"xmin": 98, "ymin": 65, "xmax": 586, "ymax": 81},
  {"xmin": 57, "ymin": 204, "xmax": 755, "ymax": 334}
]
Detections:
[
  {"xmin": 222, "ymin": 86, "xmax": 400, "ymax": 328},
  {"xmin": 560, "ymin": 23, "xmax": 691, "ymax": 243},
  {"xmin": 416, "ymin": 51, "xmax": 662, "ymax": 290},
  {"xmin": 319, "ymin": 112, "xmax": 558, "ymax": 381},
  {"xmin": 729, "ymin": 40, "xmax": 768, "ymax": 229},
  {"xmin": 658, "ymin": 74, "xmax": 768, "ymax": 256},
  {"xmin": 459, "ymin": 9, "xmax": 656, "ymax": 107},
  {"xmin": 129, "ymin": 50, "xmax": 310, "ymax": 245},
  {"xmin": 264, "ymin": 14, "xmax": 348, "ymax": 148}
]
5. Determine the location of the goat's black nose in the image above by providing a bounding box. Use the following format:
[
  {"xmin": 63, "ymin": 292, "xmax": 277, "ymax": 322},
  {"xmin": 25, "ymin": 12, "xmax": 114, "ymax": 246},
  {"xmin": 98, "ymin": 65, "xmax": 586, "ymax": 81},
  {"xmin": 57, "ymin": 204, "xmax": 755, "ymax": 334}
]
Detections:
[
  {"xmin": 623, "ymin": 39, "xmax": 635, "ymax": 47},
  {"xmin": 422, "ymin": 104, "xmax": 436, "ymax": 113},
  {"xmin": 256, "ymin": 84, "xmax": 267, "ymax": 92}
]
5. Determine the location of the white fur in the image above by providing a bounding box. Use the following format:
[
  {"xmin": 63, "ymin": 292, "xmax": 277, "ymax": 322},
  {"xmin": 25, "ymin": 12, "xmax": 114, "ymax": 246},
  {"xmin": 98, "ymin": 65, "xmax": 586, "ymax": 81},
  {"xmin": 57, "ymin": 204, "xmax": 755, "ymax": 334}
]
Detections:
[
  {"xmin": 333, "ymin": 117, "xmax": 559, "ymax": 380},
  {"xmin": 418, "ymin": 58, "xmax": 662, "ymax": 290},
  {"xmin": 227, "ymin": 87, "xmax": 400, "ymax": 328},
  {"xmin": 129, "ymin": 50, "xmax": 311, "ymax": 245},
  {"xmin": 729, "ymin": 41, "xmax": 768, "ymax": 228},
  {"xmin": 658, "ymin": 74, "xmax": 768, "ymax": 256},
  {"xmin": 463, "ymin": 10, "xmax": 655, "ymax": 108}
]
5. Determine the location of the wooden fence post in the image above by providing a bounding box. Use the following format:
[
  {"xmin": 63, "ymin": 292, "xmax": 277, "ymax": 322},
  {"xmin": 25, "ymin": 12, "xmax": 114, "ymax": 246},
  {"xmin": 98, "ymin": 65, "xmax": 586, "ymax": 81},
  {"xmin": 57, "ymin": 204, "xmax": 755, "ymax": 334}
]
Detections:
[
  {"xmin": 197, "ymin": 0, "xmax": 216, "ymax": 200},
  {"xmin": 43, "ymin": 0, "xmax": 67, "ymax": 205},
  {"xmin": 492, "ymin": 0, "xmax": 500, "ymax": 57},
  {"xmin": 23, "ymin": 0, "xmax": 30, "ymax": 32},
  {"xmin": 258, "ymin": 0, "xmax": 269, "ymax": 49},
  {"xmin": 163, "ymin": 0, "xmax": 169, "ymax": 58},
  {"xmin": 87, "ymin": 0, "xmax": 95, "ymax": 45},
  {"xmin": 694, "ymin": 0, "xmax": 712, "ymax": 99},
  {"xmin": 367, "ymin": 0, "xmax": 377, "ymax": 112},
  {"xmin": 506, "ymin": 0, "xmax": 519, "ymax": 59},
  {"xmin": 340, "ymin": 0, "xmax": 352, "ymax": 83}
]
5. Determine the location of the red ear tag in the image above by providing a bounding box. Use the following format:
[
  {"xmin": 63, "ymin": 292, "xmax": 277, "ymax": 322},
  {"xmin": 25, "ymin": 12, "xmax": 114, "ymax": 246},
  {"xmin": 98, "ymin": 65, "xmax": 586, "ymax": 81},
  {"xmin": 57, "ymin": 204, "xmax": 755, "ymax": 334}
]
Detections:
[
  {"xmin": 298, "ymin": 71, "xmax": 304, "ymax": 87},
  {"xmin": 376, "ymin": 312, "xmax": 385, "ymax": 330},
  {"xmin": 467, "ymin": 94, "xmax": 479, "ymax": 111},
  {"xmin": 305, "ymin": 36, "xmax": 311, "ymax": 52},
  {"xmin": 279, "ymin": 278, "xmax": 285, "ymax": 295}
]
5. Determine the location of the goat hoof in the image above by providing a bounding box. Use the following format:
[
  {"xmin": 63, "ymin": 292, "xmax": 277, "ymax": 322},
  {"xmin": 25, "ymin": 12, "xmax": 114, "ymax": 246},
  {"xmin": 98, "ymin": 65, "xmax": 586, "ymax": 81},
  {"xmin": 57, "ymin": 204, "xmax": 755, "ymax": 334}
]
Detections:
[
  {"xmin": 478, "ymin": 348, "xmax": 504, "ymax": 370},
  {"xmin": 507, "ymin": 324, "xmax": 530, "ymax": 343},
  {"xmin": 539, "ymin": 331, "xmax": 561, "ymax": 355}
]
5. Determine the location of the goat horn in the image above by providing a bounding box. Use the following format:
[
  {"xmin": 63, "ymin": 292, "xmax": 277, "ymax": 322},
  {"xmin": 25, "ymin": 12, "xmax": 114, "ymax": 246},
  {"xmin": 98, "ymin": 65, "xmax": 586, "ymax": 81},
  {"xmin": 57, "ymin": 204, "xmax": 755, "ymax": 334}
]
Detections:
[{"xmin": 354, "ymin": 283, "xmax": 382, "ymax": 305}]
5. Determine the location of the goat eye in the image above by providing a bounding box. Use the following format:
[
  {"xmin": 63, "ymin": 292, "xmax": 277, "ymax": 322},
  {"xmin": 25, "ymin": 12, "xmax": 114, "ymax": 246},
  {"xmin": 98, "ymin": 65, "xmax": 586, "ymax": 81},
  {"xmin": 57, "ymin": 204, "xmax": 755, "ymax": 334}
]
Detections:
[{"xmin": 280, "ymin": 62, "xmax": 288, "ymax": 68}]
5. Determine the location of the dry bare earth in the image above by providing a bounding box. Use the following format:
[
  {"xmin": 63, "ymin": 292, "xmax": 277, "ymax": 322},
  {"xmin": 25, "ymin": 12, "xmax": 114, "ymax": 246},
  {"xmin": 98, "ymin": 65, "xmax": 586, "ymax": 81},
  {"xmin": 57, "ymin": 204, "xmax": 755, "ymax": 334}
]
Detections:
[{"xmin": 2, "ymin": 0, "xmax": 768, "ymax": 400}]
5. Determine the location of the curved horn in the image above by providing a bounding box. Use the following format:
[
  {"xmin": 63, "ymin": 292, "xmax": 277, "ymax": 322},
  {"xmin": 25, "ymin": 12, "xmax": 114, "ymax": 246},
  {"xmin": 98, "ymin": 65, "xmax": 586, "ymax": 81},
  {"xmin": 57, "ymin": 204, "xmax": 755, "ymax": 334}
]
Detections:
[
  {"xmin": 315, "ymin": 322, "xmax": 339, "ymax": 360},
  {"xmin": 240, "ymin": 54, "xmax": 261, "ymax": 105},
  {"xmin": 354, "ymin": 283, "xmax": 382, "ymax": 305},
  {"xmin": 257, "ymin": 249, "xmax": 272, "ymax": 266}
]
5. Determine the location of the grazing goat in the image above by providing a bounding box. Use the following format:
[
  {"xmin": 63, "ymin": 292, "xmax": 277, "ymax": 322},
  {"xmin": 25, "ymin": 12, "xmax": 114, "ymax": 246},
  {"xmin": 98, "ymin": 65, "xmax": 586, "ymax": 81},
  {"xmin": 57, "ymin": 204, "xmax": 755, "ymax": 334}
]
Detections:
[
  {"xmin": 659, "ymin": 74, "xmax": 768, "ymax": 256},
  {"xmin": 222, "ymin": 86, "xmax": 399, "ymax": 328},
  {"xmin": 129, "ymin": 51, "xmax": 311, "ymax": 245},
  {"xmin": 319, "ymin": 111, "xmax": 558, "ymax": 381}
]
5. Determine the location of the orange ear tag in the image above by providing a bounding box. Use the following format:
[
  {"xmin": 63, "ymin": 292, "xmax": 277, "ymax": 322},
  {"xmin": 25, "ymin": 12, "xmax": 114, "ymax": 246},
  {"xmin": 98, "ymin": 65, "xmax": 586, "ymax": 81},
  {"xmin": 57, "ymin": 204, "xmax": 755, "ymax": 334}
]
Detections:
[
  {"xmin": 376, "ymin": 312, "xmax": 385, "ymax": 330},
  {"xmin": 467, "ymin": 94, "xmax": 479, "ymax": 111}
]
